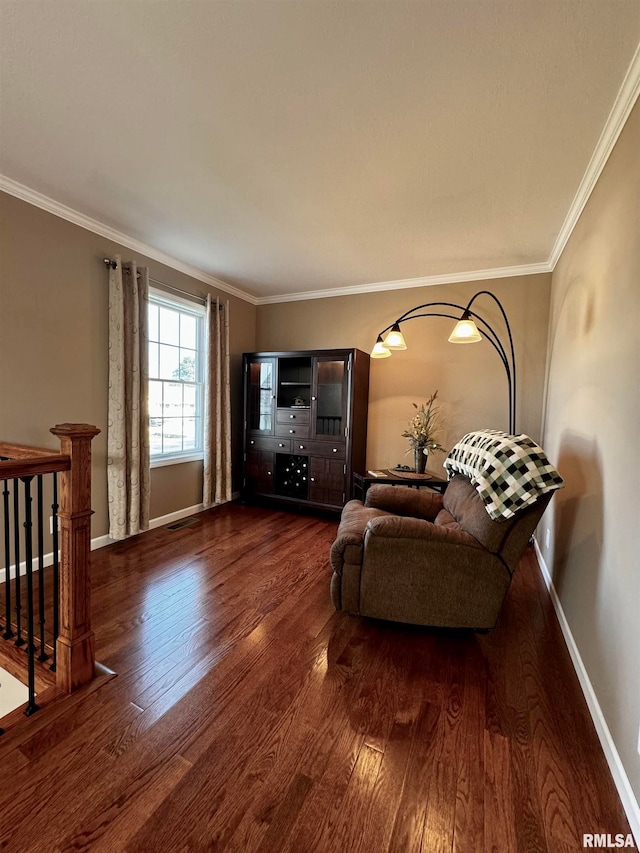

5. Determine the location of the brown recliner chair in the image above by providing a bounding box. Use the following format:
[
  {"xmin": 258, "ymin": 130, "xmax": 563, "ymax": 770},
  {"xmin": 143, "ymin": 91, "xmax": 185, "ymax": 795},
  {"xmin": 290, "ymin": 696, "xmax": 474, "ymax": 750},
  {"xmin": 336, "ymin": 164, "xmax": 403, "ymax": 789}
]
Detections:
[{"xmin": 330, "ymin": 474, "xmax": 552, "ymax": 630}]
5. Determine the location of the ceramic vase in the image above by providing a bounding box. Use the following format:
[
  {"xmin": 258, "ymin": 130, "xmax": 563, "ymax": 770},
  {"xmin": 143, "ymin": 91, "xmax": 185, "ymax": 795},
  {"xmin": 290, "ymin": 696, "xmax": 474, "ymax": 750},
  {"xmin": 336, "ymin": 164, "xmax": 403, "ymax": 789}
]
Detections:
[{"xmin": 414, "ymin": 447, "xmax": 428, "ymax": 474}]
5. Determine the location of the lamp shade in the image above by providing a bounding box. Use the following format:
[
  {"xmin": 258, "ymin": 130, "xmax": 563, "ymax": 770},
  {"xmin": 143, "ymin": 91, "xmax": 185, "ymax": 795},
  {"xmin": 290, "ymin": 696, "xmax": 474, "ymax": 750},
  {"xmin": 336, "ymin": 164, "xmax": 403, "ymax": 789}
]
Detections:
[
  {"xmin": 370, "ymin": 336, "xmax": 391, "ymax": 358},
  {"xmin": 382, "ymin": 323, "xmax": 407, "ymax": 350},
  {"xmin": 448, "ymin": 317, "xmax": 482, "ymax": 344}
]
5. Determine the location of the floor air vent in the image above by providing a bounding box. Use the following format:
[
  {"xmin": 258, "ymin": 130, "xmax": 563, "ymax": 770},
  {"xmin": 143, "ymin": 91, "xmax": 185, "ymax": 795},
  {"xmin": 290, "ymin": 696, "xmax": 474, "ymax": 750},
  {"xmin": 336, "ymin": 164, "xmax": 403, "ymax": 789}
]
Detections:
[{"xmin": 165, "ymin": 517, "xmax": 198, "ymax": 531}]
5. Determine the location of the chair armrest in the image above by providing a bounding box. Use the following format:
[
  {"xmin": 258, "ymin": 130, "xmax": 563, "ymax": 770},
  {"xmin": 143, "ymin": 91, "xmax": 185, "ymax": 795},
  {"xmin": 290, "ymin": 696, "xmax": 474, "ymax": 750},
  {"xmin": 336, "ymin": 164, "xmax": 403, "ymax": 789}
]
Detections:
[
  {"xmin": 364, "ymin": 484, "xmax": 443, "ymax": 522},
  {"xmin": 330, "ymin": 501, "xmax": 392, "ymax": 574},
  {"xmin": 366, "ymin": 514, "xmax": 481, "ymax": 548}
]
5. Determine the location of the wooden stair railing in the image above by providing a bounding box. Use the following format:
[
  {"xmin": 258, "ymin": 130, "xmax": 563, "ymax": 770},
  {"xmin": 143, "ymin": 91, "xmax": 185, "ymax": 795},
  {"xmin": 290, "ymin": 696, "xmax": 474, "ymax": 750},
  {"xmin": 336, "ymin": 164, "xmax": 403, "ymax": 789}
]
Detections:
[{"xmin": 0, "ymin": 424, "xmax": 100, "ymax": 713}]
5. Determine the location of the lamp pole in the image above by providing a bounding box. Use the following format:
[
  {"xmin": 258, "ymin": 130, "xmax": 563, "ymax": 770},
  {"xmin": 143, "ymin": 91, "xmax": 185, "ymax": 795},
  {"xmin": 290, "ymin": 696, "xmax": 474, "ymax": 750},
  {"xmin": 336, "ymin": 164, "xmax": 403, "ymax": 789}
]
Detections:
[{"xmin": 372, "ymin": 291, "xmax": 517, "ymax": 435}]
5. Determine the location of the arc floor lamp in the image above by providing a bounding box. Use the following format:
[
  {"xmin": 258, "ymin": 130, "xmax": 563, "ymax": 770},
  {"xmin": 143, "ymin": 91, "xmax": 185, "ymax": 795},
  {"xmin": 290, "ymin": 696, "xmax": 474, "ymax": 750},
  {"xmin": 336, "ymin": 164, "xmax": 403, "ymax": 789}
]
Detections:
[{"xmin": 370, "ymin": 290, "xmax": 517, "ymax": 435}]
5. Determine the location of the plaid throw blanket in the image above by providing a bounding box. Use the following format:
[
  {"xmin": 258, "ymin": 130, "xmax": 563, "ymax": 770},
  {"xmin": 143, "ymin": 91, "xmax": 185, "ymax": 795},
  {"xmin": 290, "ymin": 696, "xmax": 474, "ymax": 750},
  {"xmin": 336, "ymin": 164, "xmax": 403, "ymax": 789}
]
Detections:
[{"xmin": 443, "ymin": 430, "xmax": 564, "ymax": 520}]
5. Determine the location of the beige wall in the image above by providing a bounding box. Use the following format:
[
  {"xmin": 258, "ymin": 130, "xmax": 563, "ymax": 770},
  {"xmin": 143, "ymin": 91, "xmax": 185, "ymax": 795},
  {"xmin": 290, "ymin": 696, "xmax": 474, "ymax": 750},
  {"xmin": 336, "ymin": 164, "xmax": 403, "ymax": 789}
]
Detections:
[
  {"xmin": 0, "ymin": 192, "xmax": 256, "ymax": 537},
  {"xmin": 540, "ymin": 101, "xmax": 640, "ymax": 802},
  {"xmin": 257, "ymin": 274, "xmax": 551, "ymax": 471}
]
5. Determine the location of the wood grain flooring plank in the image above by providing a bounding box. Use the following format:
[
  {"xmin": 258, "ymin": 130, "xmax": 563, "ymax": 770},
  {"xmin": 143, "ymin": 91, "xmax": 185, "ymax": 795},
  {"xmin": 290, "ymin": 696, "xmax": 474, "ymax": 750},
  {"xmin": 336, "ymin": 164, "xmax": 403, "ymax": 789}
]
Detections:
[
  {"xmin": 277, "ymin": 625, "xmax": 409, "ymax": 853},
  {"xmin": 73, "ymin": 584, "xmax": 336, "ymax": 850},
  {"xmin": 452, "ymin": 639, "xmax": 486, "ymax": 853},
  {"xmin": 55, "ymin": 754, "xmax": 193, "ymax": 853},
  {"xmin": 255, "ymin": 773, "xmax": 315, "ymax": 853},
  {"xmin": 221, "ymin": 615, "xmax": 374, "ymax": 852},
  {"xmin": 387, "ymin": 699, "xmax": 441, "ymax": 853},
  {"xmin": 484, "ymin": 730, "xmax": 517, "ymax": 853},
  {"xmin": 0, "ymin": 699, "xmax": 143, "ymax": 848},
  {"xmin": 324, "ymin": 742, "xmax": 384, "ymax": 853},
  {"xmin": 432, "ymin": 635, "xmax": 468, "ymax": 768},
  {"xmin": 104, "ymin": 584, "xmax": 324, "ymax": 776},
  {"xmin": 102, "ymin": 588, "xmax": 330, "ymax": 771},
  {"xmin": 126, "ymin": 704, "xmax": 291, "ymax": 850},
  {"xmin": 276, "ymin": 632, "xmax": 393, "ymax": 853},
  {"xmin": 365, "ymin": 720, "xmax": 414, "ymax": 852},
  {"xmin": 501, "ymin": 559, "xmax": 554, "ymax": 853},
  {"xmin": 510, "ymin": 560, "xmax": 582, "ymax": 850},
  {"xmin": 422, "ymin": 758, "xmax": 457, "ymax": 853}
]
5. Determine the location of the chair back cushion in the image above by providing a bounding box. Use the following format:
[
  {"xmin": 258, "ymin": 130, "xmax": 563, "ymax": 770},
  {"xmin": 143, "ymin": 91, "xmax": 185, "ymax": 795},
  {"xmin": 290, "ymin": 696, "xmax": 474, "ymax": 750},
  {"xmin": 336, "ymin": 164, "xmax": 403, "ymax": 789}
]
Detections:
[
  {"xmin": 444, "ymin": 430, "xmax": 563, "ymax": 520},
  {"xmin": 441, "ymin": 474, "xmax": 550, "ymax": 568}
]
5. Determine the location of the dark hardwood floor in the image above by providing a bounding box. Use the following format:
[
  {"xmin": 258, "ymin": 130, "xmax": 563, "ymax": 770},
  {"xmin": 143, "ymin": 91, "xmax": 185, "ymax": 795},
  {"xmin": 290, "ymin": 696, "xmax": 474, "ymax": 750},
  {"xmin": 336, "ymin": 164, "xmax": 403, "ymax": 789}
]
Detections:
[{"xmin": 0, "ymin": 502, "xmax": 632, "ymax": 852}]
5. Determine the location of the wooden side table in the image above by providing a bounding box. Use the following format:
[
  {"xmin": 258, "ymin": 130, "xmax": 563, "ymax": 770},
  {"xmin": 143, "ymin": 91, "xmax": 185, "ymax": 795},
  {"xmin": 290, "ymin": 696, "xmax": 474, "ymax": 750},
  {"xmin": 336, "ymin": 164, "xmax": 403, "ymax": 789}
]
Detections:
[{"xmin": 352, "ymin": 469, "xmax": 449, "ymax": 502}]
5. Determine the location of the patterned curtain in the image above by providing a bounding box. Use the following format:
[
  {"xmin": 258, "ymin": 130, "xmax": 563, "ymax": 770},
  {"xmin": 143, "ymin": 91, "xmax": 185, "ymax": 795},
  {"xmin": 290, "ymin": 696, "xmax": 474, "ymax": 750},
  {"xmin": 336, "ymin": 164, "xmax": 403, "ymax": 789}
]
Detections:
[
  {"xmin": 203, "ymin": 294, "xmax": 232, "ymax": 507},
  {"xmin": 107, "ymin": 255, "xmax": 150, "ymax": 539}
]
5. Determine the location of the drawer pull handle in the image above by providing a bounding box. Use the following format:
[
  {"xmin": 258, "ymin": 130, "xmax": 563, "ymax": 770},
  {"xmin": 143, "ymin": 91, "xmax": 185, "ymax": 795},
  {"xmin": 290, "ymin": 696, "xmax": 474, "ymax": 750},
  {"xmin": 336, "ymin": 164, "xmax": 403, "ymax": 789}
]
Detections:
[
  {"xmin": 332, "ymin": 448, "xmax": 338, "ymax": 453},
  {"xmin": 311, "ymin": 396, "xmax": 317, "ymax": 401},
  {"xmin": 267, "ymin": 471, "xmax": 272, "ymax": 475},
  {"xmin": 310, "ymin": 477, "xmax": 316, "ymax": 482},
  {"xmin": 278, "ymin": 443, "xmax": 285, "ymax": 447},
  {"xmin": 289, "ymin": 429, "xmax": 295, "ymax": 434},
  {"xmin": 250, "ymin": 440, "xmax": 255, "ymax": 445},
  {"xmin": 289, "ymin": 414, "xmax": 295, "ymax": 419},
  {"xmin": 299, "ymin": 445, "xmax": 305, "ymax": 450}
]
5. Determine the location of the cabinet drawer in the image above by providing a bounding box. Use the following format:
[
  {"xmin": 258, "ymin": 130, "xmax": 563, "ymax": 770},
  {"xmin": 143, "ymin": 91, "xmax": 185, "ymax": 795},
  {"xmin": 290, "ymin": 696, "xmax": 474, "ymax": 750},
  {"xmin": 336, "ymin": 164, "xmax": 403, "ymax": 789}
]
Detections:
[
  {"xmin": 276, "ymin": 408, "xmax": 310, "ymax": 424},
  {"xmin": 247, "ymin": 437, "xmax": 291, "ymax": 453},
  {"xmin": 292, "ymin": 439, "xmax": 346, "ymax": 459},
  {"xmin": 275, "ymin": 422, "xmax": 310, "ymax": 439}
]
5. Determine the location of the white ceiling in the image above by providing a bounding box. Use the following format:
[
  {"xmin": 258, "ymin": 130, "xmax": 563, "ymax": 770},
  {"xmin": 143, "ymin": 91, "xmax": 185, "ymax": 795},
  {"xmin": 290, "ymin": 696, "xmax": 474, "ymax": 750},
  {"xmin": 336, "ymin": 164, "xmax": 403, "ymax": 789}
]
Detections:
[{"xmin": 1, "ymin": 1, "xmax": 639, "ymax": 304}]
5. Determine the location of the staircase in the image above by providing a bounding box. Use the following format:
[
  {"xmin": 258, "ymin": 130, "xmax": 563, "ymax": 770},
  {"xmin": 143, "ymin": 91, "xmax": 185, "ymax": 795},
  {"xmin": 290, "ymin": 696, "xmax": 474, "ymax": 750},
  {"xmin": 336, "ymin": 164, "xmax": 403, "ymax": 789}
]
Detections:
[{"xmin": 0, "ymin": 424, "xmax": 101, "ymax": 734}]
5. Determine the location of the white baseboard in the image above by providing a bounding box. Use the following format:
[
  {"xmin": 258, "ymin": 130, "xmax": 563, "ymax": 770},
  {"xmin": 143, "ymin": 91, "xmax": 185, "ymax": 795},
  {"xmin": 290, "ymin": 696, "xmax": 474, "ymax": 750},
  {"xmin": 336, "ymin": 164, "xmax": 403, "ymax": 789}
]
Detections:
[
  {"xmin": 533, "ymin": 538, "xmax": 640, "ymax": 845},
  {"xmin": 0, "ymin": 499, "xmax": 233, "ymax": 581},
  {"xmin": 147, "ymin": 503, "xmax": 205, "ymax": 531},
  {"xmin": 0, "ymin": 553, "xmax": 55, "ymax": 585},
  {"xmin": 147, "ymin": 495, "xmax": 239, "ymax": 531},
  {"xmin": 0, "ymin": 530, "xmax": 113, "ymax": 583},
  {"xmin": 91, "ymin": 534, "xmax": 113, "ymax": 551}
]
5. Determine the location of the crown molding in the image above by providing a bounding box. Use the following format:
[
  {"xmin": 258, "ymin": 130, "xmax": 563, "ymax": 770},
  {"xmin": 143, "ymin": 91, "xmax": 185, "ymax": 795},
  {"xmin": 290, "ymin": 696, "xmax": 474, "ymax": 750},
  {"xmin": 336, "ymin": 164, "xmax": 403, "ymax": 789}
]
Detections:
[
  {"xmin": 255, "ymin": 261, "xmax": 552, "ymax": 304},
  {"xmin": 0, "ymin": 175, "xmax": 258, "ymax": 306},
  {"xmin": 548, "ymin": 41, "xmax": 640, "ymax": 270},
  {"xmin": 2, "ymin": 172, "xmax": 551, "ymax": 306}
]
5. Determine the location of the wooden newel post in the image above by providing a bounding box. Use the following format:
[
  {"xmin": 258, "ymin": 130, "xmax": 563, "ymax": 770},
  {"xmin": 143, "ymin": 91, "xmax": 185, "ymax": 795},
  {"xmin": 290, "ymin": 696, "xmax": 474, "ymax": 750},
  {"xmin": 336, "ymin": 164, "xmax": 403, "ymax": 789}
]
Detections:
[{"xmin": 50, "ymin": 423, "xmax": 101, "ymax": 693}]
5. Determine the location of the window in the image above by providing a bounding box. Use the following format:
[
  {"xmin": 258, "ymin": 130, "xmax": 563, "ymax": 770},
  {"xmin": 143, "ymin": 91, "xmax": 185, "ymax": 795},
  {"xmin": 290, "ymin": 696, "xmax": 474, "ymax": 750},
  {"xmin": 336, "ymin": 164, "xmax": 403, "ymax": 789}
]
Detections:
[{"xmin": 148, "ymin": 290, "xmax": 206, "ymax": 465}]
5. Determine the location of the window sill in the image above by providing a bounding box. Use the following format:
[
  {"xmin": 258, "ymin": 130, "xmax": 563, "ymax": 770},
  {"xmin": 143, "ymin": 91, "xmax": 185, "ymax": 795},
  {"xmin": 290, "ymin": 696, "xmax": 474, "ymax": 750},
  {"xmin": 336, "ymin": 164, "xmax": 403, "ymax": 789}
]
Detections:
[{"xmin": 150, "ymin": 453, "xmax": 204, "ymax": 469}]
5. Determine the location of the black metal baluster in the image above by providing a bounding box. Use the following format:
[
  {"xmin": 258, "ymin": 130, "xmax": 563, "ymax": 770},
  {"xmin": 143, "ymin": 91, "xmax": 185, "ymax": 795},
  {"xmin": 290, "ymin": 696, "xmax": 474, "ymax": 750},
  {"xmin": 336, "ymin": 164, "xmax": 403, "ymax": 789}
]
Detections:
[
  {"xmin": 50, "ymin": 473, "xmax": 59, "ymax": 673},
  {"xmin": 21, "ymin": 476, "xmax": 39, "ymax": 716},
  {"xmin": 36, "ymin": 475, "xmax": 48, "ymax": 662},
  {"xmin": 2, "ymin": 479, "xmax": 13, "ymax": 639},
  {"xmin": 13, "ymin": 479, "xmax": 24, "ymax": 647}
]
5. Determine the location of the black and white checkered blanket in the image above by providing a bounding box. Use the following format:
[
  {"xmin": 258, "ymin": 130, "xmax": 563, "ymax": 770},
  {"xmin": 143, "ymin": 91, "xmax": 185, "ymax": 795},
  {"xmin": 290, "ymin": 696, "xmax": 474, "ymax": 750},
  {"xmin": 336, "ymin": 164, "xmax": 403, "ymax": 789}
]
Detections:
[{"xmin": 443, "ymin": 430, "xmax": 564, "ymax": 520}]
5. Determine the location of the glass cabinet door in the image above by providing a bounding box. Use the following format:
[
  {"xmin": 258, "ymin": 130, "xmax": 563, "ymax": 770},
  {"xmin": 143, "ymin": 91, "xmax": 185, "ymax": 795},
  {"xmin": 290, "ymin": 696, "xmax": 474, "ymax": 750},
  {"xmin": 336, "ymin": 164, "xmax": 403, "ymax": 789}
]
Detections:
[
  {"xmin": 247, "ymin": 358, "xmax": 276, "ymax": 433},
  {"xmin": 312, "ymin": 356, "xmax": 348, "ymax": 439}
]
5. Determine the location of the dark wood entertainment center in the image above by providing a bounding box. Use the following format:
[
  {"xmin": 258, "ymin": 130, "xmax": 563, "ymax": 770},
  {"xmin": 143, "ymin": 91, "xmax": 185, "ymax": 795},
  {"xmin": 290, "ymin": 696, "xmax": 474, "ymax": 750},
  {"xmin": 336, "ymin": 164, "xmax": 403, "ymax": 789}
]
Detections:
[{"xmin": 242, "ymin": 349, "xmax": 370, "ymax": 510}]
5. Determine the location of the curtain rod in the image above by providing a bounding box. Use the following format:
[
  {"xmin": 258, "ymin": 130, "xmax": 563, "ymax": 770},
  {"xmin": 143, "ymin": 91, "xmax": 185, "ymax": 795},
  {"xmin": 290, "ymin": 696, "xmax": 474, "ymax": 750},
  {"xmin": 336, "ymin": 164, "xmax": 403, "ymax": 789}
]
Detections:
[{"xmin": 103, "ymin": 257, "xmax": 217, "ymax": 307}]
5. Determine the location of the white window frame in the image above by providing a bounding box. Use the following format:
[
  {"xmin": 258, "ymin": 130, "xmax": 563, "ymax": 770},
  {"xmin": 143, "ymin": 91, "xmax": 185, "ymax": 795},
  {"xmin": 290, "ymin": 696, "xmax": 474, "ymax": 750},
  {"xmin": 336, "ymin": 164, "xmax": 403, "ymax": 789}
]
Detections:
[{"xmin": 148, "ymin": 289, "xmax": 207, "ymax": 467}]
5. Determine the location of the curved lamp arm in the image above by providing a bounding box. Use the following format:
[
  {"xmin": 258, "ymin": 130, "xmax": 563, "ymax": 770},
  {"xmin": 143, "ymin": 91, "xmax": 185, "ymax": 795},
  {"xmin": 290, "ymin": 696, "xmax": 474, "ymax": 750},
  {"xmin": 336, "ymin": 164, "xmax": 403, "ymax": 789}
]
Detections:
[
  {"xmin": 464, "ymin": 290, "xmax": 516, "ymax": 434},
  {"xmin": 379, "ymin": 301, "xmax": 511, "ymax": 375},
  {"xmin": 373, "ymin": 292, "xmax": 516, "ymax": 434}
]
